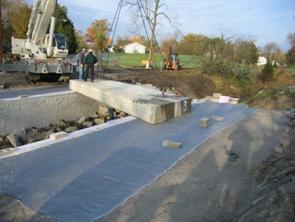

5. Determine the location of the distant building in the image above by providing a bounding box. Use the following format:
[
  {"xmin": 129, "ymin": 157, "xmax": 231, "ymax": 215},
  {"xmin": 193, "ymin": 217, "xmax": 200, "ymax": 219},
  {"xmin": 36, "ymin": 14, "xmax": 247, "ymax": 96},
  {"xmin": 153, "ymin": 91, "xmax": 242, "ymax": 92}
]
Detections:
[
  {"xmin": 257, "ymin": 56, "xmax": 267, "ymax": 66},
  {"xmin": 107, "ymin": 46, "xmax": 115, "ymax": 53},
  {"xmin": 124, "ymin": 42, "xmax": 146, "ymax": 54}
]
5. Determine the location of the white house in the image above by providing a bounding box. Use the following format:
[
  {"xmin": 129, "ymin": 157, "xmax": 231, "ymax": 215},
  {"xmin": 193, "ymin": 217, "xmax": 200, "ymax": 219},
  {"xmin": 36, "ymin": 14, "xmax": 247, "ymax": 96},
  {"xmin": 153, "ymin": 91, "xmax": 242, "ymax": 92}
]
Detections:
[
  {"xmin": 257, "ymin": 56, "xmax": 267, "ymax": 66},
  {"xmin": 124, "ymin": 42, "xmax": 146, "ymax": 54}
]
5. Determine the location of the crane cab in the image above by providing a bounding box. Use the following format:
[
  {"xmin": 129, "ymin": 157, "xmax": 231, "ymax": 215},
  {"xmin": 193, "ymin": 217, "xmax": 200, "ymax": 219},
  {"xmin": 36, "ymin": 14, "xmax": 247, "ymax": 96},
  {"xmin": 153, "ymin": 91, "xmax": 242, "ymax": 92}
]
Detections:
[{"xmin": 44, "ymin": 33, "xmax": 68, "ymax": 58}]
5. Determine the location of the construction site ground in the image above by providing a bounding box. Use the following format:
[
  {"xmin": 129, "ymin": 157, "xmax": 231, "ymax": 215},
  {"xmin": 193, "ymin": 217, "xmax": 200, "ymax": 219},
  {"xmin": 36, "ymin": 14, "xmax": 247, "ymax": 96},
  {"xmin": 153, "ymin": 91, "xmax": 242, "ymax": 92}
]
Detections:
[{"xmin": 0, "ymin": 68, "xmax": 295, "ymax": 222}]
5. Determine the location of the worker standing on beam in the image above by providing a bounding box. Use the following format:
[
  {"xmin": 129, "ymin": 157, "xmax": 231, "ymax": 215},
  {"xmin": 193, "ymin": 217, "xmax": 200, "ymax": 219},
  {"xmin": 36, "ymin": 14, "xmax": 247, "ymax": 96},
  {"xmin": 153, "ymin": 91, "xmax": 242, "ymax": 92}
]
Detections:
[
  {"xmin": 84, "ymin": 49, "xmax": 98, "ymax": 82},
  {"xmin": 79, "ymin": 48, "xmax": 86, "ymax": 80}
]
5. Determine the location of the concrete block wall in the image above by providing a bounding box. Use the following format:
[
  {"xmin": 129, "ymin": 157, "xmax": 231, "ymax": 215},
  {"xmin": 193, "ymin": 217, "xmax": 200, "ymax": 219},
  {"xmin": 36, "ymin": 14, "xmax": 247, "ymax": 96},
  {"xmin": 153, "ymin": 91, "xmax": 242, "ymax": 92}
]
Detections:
[{"xmin": 0, "ymin": 92, "xmax": 101, "ymax": 134}]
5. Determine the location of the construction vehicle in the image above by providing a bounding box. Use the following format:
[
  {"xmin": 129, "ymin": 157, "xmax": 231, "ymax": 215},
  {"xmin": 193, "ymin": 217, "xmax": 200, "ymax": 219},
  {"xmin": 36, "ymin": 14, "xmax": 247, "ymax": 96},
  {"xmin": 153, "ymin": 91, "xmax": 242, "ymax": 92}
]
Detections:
[
  {"xmin": 163, "ymin": 46, "xmax": 180, "ymax": 71},
  {"xmin": 11, "ymin": 0, "xmax": 73, "ymax": 81}
]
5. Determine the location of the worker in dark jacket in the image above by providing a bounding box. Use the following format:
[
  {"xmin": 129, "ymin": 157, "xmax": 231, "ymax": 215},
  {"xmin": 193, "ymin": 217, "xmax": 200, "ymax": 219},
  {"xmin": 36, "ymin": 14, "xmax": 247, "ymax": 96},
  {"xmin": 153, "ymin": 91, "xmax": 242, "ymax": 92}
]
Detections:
[{"xmin": 84, "ymin": 49, "xmax": 98, "ymax": 82}]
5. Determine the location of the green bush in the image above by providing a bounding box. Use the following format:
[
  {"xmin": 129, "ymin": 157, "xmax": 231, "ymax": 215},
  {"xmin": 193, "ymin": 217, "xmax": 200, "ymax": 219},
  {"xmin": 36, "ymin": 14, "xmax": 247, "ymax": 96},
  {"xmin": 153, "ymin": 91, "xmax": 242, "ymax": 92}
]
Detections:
[
  {"xmin": 201, "ymin": 58, "xmax": 251, "ymax": 80},
  {"xmin": 259, "ymin": 62, "xmax": 274, "ymax": 83}
]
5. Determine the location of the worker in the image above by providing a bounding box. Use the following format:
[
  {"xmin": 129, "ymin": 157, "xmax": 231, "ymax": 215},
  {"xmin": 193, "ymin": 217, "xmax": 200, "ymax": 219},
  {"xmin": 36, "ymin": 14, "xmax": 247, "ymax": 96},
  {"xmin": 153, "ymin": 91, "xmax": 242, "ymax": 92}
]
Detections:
[
  {"xmin": 84, "ymin": 49, "xmax": 98, "ymax": 82},
  {"xmin": 79, "ymin": 48, "xmax": 86, "ymax": 80}
]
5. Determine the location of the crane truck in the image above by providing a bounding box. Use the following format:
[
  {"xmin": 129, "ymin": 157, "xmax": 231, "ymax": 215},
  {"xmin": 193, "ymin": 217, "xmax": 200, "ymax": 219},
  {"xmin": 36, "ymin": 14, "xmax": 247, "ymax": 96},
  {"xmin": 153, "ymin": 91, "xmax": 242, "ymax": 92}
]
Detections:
[{"xmin": 11, "ymin": 0, "xmax": 73, "ymax": 81}]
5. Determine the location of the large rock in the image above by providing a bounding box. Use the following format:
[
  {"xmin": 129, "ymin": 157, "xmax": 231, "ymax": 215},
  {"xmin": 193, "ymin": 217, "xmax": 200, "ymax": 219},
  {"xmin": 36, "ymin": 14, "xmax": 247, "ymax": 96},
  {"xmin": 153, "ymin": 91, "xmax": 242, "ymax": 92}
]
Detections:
[
  {"xmin": 98, "ymin": 105, "xmax": 112, "ymax": 117},
  {"xmin": 82, "ymin": 121, "xmax": 93, "ymax": 128},
  {"xmin": 27, "ymin": 129, "xmax": 50, "ymax": 143},
  {"xmin": 58, "ymin": 120, "xmax": 67, "ymax": 128},
  {"xmin": 6, "ymin": 134, "xmax": 23, "ymax": 148},
  {"xmin": 16, "ymin": 128, "xmax": 28, "ymax": 143},
  {"xmin": 94, "ymin": 118, "xmax": 105, "ymax": 125},
  {"xmin": 77, "ymin": 116, "xmax": 91, "ymax": 124},
  {"xmin": 65, "ymin": 126, "xmax": 78, "ymax": 133},
  {"xmin": 118, "ymin": 111, "xmax": 127, "ymax": 118},
  {"xmin": 0, "ymin": 136, "xmax": 4, "ymax": 145}
]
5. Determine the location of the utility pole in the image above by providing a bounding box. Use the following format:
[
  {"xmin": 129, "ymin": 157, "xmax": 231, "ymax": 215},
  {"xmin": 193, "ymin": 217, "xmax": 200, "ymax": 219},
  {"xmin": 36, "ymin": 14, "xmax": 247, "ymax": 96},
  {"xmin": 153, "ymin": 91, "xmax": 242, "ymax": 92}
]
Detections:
[{"xmin": 0, "ymin": 0, "xmax": 3, "ymax": 64}]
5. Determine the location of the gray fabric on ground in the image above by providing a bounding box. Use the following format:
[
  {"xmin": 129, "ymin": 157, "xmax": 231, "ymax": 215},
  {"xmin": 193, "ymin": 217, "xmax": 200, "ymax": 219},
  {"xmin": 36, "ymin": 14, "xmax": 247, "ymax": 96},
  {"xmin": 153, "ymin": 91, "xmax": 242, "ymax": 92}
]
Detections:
[{"xmin": 0, "ymin": 102, "xmax": 255, "ymax": 222}]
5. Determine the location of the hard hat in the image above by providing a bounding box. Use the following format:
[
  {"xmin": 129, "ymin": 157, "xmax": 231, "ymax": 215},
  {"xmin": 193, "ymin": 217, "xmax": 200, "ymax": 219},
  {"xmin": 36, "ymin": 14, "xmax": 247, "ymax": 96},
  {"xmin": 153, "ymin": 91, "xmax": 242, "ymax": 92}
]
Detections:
[
  {"xmin": 82, "ymin": 48, "xmax": 86, "ymax": 52},
  {"xmin": 88, "ymin": 49, "xmax": 93, "ymax": 53}
]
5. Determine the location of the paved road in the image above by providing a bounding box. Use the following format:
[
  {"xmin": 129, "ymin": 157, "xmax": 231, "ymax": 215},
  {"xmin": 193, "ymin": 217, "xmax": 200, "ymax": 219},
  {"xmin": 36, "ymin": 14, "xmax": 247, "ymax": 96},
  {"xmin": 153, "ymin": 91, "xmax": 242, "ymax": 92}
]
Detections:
[
  {"xmin": 0, "ymin": 85, "xmax": 70, "ymax": 99},
  {"xmin": 0, "ymin": 102, "xmax": 255, "ymax": 222}
]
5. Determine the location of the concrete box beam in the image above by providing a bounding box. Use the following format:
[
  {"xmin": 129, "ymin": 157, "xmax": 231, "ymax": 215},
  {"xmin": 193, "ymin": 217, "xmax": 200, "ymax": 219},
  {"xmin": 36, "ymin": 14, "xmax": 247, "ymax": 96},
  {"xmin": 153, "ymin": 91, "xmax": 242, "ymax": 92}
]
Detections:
[{"xmin": 70, "ymin": 80, "xmax": 192, "ymax": 124}]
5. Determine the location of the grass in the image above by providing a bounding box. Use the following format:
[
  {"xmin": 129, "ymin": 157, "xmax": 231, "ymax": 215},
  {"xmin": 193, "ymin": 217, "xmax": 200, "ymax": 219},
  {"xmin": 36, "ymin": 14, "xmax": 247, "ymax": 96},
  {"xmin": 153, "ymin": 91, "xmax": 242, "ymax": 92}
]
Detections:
[
  {"xmin": 101, "ymin": 53, "xmax": 201, "ymax": 69},
  {"xmin": 286, "ymin": 65, "xmax": 295, "ymax": 74}
]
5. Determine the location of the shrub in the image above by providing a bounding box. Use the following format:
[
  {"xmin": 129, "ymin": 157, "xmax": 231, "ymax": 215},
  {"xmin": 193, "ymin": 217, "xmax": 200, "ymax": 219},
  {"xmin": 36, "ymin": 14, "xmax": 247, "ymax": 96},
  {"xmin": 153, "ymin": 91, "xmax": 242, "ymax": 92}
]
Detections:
[
  {"xmin": 259, "ymin": 61, "xmax": 274, "ymax": 83},
  {"xmin": 201, "ymin": 58, "xmax": 251, "ymax": 81}
]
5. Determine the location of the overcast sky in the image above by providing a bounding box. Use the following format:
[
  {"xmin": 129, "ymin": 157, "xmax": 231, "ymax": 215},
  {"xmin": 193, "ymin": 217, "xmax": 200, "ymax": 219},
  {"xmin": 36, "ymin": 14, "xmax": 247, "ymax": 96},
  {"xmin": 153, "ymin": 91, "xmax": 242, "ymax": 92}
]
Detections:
[{"xmin": 27, "ymin": 0, "xmax": 295, "ymax": 50}]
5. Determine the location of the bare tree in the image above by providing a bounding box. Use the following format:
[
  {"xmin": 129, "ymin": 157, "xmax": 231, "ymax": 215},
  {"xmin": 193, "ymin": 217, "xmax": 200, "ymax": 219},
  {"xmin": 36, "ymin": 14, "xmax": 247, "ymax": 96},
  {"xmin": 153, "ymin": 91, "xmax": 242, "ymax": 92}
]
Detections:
[
  {"xmin": 263, "ymin": 42, "xmax": 281, "ymax": 61},
  {"xmin": 288, "ymin": 33, "xmax": 295, "ymax": 48},
  {"xmin": 126, "ymin": 0, "xmax": 171, "ymax": 67}
]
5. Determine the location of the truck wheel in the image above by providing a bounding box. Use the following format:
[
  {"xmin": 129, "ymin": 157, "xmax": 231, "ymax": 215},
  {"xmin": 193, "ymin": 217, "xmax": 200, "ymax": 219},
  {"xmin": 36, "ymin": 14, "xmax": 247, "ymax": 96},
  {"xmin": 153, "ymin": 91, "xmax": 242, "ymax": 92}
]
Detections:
[{"xmin": 25, "ymin": 72, "xmax": 40, "ymax": 84}]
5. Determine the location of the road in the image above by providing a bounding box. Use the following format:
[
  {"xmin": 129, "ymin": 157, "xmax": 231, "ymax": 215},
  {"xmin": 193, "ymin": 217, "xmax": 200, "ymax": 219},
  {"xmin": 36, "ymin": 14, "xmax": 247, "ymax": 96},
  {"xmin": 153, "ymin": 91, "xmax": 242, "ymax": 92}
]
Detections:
[{"xmin": 0, "ymin": 85, "xmax": 70, "ymax": 99}]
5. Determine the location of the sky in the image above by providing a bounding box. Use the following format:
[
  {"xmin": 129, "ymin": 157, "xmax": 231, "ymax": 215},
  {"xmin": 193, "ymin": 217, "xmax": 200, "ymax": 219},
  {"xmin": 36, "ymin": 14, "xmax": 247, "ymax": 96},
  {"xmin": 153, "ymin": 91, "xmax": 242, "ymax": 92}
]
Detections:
[{"xmin": 27, "ymin": 0, "xmax": 295, "ymax": 50}]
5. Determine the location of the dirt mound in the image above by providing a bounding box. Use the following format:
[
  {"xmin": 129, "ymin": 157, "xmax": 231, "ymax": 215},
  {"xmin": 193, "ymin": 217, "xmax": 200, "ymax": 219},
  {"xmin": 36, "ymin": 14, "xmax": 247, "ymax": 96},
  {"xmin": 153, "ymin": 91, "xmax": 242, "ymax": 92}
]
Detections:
[
  {"xmin": 238, "ymin": 109, "xmax": 295, "ymax": 222},
  {"xmin": 247, "ymin": 88, "xmax": 295, "ymax": 110}
]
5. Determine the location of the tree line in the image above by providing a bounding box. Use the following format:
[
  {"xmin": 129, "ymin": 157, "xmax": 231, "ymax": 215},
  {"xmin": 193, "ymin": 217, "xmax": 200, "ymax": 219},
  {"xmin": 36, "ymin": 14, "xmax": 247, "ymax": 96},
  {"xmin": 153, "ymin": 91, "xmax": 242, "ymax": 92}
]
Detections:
[{"xmin": 1, "ymin": 0, "xmax": 295, "ymax": 68}]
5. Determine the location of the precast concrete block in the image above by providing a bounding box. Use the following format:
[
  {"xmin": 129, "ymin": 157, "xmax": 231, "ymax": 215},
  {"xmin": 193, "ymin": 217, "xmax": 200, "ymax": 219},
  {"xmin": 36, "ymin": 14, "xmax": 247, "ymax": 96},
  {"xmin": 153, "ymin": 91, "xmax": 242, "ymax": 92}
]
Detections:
[{"xmin": 70, "ymin": 80, "xmax": 192, "ymax": 124}]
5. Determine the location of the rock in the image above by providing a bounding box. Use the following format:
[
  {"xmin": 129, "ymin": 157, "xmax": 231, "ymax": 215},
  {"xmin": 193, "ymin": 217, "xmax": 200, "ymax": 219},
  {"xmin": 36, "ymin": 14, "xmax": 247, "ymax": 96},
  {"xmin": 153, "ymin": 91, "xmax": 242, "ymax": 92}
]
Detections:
[
  {"xmin": 118, "ymin": 111, "xmax": 128, "ymax": 118},
  {"xmin": 27, "ymin": 130, "xmax": 50, "ymax": 143},
  {"xmin": 0, "ymin": 136, "xmax": 4, "ymax": 144},
  {"xmin": 16, "ymin": 128, "xmax": 28, "ymax": 143},
  {"xmin": 94, "ymin": 118, "xmax": 105, "ymax": 125},
  {"xmin": 77, "ymin": 116, "xmax": 90, "ymax": 124},
  {"xmin": 92, "ymin": 114, "xmax": 99, "ymax": 119},
  {"xmin": 65, "ymin": 126, "xmax": 78, "ymax": 133},
  {"xmin": 58, "ymin": 119, "xmax": 67, "ymax": 128},
  {"xmin": 0, "ymin": 84, "xmax": 5, "ymax": 90},
  {"xmin": 6, "ymin": 134, "xmax": 23, "ymax": 148},
  {"xmin": 112, "ymin": 110, "xmax": 117, "ymax": 119},
  {"xmin": 98, "ymin": 105, "xmax": 112, "ymax": 117},
  {"xmin": 82, "ymin": 121, "xmax": 93, "ymax": 128}
]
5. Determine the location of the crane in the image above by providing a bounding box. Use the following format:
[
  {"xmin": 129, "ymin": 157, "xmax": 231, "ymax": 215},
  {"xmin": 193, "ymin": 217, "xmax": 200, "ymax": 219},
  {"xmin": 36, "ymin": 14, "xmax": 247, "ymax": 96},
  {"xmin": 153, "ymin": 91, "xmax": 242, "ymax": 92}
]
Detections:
[{"xmin": 11, "ymin": 0, "xmax": 73, "ymax": 80}]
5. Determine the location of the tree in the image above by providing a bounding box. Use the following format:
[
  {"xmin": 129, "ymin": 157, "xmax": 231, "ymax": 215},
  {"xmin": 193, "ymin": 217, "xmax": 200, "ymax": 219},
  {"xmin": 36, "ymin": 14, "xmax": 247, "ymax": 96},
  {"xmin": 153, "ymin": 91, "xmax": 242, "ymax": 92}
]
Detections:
[
  {"xmin": 232, "ymin": 39, "xmax": 259, "ymax": 64},
  {"xmin": 1, "ymin": 0, "xmax": 31, "ymax": 53},
  {"xmin": 287, "ymin": 33, "xmax": 295, "ymax": 47},
  {"xmin": 287, "ymin": 47, "xmax": 295, "ymax": 65},
  {"xmin": 75, "ymin": 30, "xmax": 87, "ymax": 51},
  {"xmin": 160, "ymin": 35, "xmax": 179, "ymax": 55},
  {"xmin": 178, "ymin": 34, "xmax": 208, "ymax": 55},
  {"xmin": 259, "ymin": 61, "xmax": 274, "ymax": 83},
  {"xmin": 85, "ymin": 19, "xmax": 109, "ymax": 52},
  {"xmin": 6, "ymin": 0, "xmax": 31, "ymax": 39},
  {"xmin": 55, "ymin": 4, "xmax": 77, "ymax": 53},
  {"xmin": 129, "ymin": 35, "xmax": 147, "ymax": 45},
  {"xmin": 263, "ymin": 42, "xmax": 280, "ymax": 61},
  {"xmin": 127, "ymin": 0, "xmax": 171, "ymax": 66},
  {"xmin": 287, "ymin": 33, "xmax": 295, "ymax": 65},
  {"xmin": 113, "ymin": 36, "xmax": 130, "ymax": 52}
]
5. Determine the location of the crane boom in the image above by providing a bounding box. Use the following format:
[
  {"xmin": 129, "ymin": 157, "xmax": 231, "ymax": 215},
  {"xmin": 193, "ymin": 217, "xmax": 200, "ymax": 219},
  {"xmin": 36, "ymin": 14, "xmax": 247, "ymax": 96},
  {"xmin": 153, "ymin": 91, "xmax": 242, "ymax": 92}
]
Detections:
[{"xmin": 30, "ymin": 0, "xmax": 56, "ymax": 46}]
